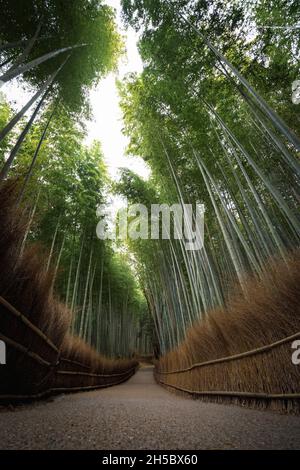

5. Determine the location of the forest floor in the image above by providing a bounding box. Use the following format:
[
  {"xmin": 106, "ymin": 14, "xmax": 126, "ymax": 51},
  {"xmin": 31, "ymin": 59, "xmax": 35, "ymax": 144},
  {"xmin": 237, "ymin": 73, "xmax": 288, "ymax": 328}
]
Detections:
[{"xmin": 0, "ymin": 366, "xmax": 299, "ymax": 449}]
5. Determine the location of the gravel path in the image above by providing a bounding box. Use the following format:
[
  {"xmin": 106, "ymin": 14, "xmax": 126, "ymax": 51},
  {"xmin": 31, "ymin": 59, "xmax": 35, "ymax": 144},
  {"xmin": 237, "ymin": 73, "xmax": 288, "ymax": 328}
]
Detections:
[{"xmin": 0, "ymin": 366, "xmax": 299, "ymax": 450}]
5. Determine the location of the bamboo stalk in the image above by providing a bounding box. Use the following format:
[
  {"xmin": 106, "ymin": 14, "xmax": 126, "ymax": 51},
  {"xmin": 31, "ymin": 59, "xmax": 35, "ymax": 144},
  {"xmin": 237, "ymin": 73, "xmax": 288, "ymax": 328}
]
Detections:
[
  {"xmin": 17, "ymin": 105, "xmax": 56, "ymax": 205},
  {"xmin": 56, "ymin": 366, "xmax": 137, "ymax": 378},
  {"xmin": 0, "ymin": 332, "xmax": 53, "ymax": 367},
  {"xmin": 157, "ymin": 379, "xmax": 300, "ymax": 400},
  {"xmin": 0, "ymin": 372, "xmax": 137, "ymax": 402},
  {"xmin": 157, "ymin": 331, "xmax": 300, "ymax": 375},
  {"xmin": 0, "ymin": 295, "xmax": 59, "ymax": 352}
]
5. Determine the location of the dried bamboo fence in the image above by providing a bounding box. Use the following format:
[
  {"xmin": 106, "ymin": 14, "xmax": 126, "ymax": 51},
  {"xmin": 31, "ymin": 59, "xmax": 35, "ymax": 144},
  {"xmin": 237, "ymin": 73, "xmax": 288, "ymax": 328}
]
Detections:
[
  {"xmin": 155, "ymin": 331, "xmax": 300, "ymax": 412},
  {"xmin": 0, "ymin": 296, "xmax": 138, "ymax": 402}
]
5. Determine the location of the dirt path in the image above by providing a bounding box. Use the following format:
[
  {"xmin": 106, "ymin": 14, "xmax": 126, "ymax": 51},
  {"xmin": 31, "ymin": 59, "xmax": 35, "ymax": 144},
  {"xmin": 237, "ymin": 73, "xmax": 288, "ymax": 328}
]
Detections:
[{"xmin": 0, "ymin": 366, "xmax": 299, "ymax": 449}]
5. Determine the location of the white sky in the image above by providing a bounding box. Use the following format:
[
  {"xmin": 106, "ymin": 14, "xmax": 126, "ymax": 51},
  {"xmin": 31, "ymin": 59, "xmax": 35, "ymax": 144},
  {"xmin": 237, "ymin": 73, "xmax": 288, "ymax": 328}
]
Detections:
[
  {"xmin": 86, "ymin": 0, "xmax": 150, "ymax": 180},
  {"xmin": 1, "ymin": 0, "xmax": 150, "ymax": 181}
]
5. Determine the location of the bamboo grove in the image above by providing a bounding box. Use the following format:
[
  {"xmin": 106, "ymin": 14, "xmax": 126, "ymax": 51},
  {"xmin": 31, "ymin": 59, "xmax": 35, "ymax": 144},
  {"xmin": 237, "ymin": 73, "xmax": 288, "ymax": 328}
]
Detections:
[
  {"xmin": 0, "ymin": 0, "xmax": 153, "ymax": 366},
  {"xmin": 116, "ymin": 0, "xmax": 300, "ymax": 354},
  {"xmin": 0, "ymin": 0, "xmax": 300, "ymax": 409}
]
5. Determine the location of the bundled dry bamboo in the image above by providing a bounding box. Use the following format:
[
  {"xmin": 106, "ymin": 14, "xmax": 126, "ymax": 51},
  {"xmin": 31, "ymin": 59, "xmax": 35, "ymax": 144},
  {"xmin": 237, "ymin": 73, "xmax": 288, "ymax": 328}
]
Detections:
[{"xmin": 156, "ymin": 252, "xmax": 300, "ymax": 413}]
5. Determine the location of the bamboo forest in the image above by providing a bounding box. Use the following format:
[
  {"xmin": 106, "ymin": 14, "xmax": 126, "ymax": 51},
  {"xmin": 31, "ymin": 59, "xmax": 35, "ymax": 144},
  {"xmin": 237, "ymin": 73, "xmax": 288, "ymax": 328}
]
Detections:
[{"xmin": 0, "ymin": 0, "xmax": 300, "ymax": 453}]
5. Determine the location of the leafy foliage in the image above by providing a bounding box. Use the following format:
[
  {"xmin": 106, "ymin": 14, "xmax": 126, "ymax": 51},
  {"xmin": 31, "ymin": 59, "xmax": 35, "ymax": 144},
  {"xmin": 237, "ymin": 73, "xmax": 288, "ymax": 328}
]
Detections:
[{"xmin": 0, "ymin": 0, "xmax": 123, "ymax": 115}]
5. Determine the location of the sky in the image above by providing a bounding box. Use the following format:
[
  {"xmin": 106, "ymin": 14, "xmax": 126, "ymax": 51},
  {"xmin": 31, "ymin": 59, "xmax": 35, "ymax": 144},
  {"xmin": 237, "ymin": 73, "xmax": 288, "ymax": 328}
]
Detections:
[
  {"xmin": 2, "ymin": 0, "xmax": 150, "ymax": 182},
  {"xmin": 86, "ymin": 0, "xmax": 150, "ymax": 180}
]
